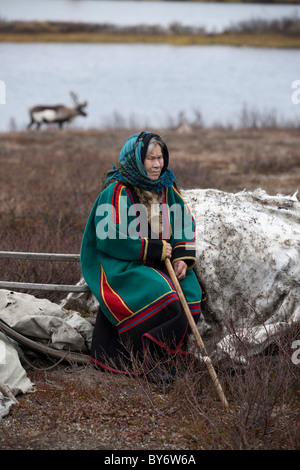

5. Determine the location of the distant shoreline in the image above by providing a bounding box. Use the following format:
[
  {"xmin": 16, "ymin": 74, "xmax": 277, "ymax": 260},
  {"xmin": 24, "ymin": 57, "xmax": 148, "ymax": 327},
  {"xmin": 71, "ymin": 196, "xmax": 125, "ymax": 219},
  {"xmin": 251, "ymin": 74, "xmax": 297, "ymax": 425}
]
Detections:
[
  {"xmin": 0, "ymin": 20, "xmax": 299, "ymax": 48},
  {"xmin": 1, "ymin": 32, "xmax": 300, "ymax": 48}
]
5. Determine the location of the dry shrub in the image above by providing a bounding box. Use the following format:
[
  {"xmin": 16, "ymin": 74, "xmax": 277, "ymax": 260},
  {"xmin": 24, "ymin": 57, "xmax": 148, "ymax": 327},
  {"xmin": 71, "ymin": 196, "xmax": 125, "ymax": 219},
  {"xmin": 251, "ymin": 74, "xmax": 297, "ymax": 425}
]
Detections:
[
  {"xmin": 149, "ymin": 327, "xmax": 300, "ymax": 450},
  {"xmin": 87, "ymin": 328, "xmax": 300, "ymax": 450},
  {"xmin": 236, "ymin": 148, "xmax": 300, "ymax": 175}
]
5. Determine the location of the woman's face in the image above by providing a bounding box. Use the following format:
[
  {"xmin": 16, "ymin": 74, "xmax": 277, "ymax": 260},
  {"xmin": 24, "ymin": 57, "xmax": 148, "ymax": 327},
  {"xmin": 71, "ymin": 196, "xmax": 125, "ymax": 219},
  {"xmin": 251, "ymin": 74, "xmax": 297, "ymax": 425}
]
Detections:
[{"xmin": 144, "ymin": 144, "xmax": 164, "ymax": 180}]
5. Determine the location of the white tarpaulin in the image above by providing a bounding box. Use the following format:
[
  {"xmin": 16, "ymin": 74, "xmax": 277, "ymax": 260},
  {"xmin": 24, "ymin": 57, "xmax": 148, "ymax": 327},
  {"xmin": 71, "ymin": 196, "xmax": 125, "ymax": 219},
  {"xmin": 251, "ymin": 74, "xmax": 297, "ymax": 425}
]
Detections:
[
  {"xmin": 0, "ymin": 290, "xmax": 93, "ymax": 351},
  {"xmin": 0, "ymin": 289, "xmax": 94, "ymax": 416},
  {"xmin": 183, "ymin": 188, "xmax": 300, "ymax": 362},
  {"xmin": 0, "ymin": 332, "xmax": 34, "ymax": 417}
]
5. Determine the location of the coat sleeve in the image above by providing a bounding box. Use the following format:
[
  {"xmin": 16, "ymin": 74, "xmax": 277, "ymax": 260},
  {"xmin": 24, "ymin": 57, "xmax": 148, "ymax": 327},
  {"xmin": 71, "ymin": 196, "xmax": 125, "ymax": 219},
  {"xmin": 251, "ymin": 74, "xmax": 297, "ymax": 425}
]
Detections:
[
  {"xmin": 168, "ymin": 185, "xmax": 197, "ymax": 269},
  {"xmin": 94, "ymin": 183, "xmax": 167, "ymax": 263}
]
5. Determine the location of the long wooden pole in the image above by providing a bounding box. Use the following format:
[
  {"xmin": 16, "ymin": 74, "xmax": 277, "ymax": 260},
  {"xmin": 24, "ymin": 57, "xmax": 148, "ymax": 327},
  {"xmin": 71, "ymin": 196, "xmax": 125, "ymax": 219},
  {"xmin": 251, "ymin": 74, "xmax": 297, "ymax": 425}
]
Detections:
[{"xmin": 165, "ymin": 258, "xmax": 229, "ymax": 409}]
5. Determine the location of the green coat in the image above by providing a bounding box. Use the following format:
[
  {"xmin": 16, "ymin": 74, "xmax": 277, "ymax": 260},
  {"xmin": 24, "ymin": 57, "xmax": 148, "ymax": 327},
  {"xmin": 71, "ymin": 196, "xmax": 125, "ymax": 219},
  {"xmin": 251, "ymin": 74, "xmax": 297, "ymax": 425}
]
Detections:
[{"xmin": 80, "ymin": 182, "xmax": 202, "ymax": 329}]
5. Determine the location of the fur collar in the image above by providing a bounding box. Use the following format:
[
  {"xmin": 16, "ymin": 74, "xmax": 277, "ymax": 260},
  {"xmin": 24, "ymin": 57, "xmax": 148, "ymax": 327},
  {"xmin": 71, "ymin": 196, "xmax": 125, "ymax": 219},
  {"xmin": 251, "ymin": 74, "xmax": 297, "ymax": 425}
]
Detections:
[{"xmin": 134, "ymin": 187, "xmax": 163, "ymax": 236}]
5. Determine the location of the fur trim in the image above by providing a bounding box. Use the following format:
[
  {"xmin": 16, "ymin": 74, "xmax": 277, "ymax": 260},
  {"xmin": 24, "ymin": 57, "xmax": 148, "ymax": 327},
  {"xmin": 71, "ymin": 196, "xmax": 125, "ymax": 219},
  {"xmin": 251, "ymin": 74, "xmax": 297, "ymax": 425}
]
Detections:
[{"xmin": 134, "ymin": 187, "xmax": 163, "ymax": 237}]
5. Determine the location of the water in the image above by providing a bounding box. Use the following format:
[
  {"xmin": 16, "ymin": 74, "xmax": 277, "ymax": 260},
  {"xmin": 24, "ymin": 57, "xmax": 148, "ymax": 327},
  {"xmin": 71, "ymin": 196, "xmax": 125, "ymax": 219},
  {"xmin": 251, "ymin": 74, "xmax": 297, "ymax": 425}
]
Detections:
[
  {"xmin": 0, "ymin": 2, "xmax": 299, "ymax": 131},
  {"xmin": 1, "ymin": 0, "xmax": 300, "ymax": 33},
  {"xmin": 1, "ymin": 43, "xmax": 299, "ymax": 131}
]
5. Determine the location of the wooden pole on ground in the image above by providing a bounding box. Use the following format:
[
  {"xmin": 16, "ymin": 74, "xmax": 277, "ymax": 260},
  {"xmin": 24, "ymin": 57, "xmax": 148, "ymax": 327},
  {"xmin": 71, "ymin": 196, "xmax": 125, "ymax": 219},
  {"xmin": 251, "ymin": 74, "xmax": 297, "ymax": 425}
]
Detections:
[{"xmin": 165, "ymin": 258, "xmax": 229, "ymax": 410}]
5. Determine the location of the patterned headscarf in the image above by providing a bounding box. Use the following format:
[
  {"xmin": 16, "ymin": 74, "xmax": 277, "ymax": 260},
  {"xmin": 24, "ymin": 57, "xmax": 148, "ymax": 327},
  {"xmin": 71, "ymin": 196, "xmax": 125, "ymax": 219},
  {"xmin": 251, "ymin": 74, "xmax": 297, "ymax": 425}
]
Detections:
[{"xmin": 102, "ymin": 131, "xmax": 177, "ymax": 191}]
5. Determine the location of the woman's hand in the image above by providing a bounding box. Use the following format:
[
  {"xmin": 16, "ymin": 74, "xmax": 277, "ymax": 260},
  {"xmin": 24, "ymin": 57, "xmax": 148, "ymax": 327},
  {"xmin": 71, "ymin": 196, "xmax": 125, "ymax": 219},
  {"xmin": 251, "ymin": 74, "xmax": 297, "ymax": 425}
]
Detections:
[
  {"xmin": 165, "ymin": 242, "xmax": 173, "ymax": 259},
  {"xmin": 173, "ymin": 260, "xmax": 187, "ymax": 281},
  {"xmin": 165, "ymin": 244, "xmax": 187, "ymax": 280}
]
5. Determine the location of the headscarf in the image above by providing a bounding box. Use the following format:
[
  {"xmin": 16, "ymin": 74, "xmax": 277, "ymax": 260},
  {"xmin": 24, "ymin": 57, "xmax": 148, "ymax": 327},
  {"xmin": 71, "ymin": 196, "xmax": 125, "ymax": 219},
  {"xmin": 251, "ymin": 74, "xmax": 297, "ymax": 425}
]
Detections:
[{"xmin": 102, "ymin": 131, "xmax": 177, "ymax": 191}]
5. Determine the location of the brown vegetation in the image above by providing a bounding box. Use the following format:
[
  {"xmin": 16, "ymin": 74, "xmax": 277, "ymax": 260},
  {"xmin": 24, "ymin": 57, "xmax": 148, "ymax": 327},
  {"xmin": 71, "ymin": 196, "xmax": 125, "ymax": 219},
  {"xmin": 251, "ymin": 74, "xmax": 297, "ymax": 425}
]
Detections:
[
  {"xmin": 0, "ymin": 128, "xmax": 299, "ymax": 450},
  {"xmin": 1, "ymin": 329, "xmax": 299, "ymax": 450}
]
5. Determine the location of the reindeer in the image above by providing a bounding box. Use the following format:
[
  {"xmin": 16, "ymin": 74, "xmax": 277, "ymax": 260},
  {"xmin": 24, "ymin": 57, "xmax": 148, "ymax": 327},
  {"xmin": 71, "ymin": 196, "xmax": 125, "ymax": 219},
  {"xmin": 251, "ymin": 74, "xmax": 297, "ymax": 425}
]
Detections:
[{"xmin": 27, "ymin": 92, "xmax": 88, "ymax": 129}]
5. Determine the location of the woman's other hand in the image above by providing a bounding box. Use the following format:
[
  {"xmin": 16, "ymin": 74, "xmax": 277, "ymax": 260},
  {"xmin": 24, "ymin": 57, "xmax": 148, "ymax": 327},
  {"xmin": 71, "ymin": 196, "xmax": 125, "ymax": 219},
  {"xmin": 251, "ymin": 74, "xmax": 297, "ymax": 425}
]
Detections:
[{"xmin": 173, "ymin": 260, "xmax": 187, "ymax": 281}]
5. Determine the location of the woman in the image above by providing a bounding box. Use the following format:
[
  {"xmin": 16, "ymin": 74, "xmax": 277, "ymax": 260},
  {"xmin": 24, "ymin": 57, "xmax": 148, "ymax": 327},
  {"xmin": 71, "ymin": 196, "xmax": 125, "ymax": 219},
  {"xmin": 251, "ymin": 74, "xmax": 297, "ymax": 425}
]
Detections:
[{"xmin": 80, "ymin": 131, "xmax": 202, "ymax": 381}]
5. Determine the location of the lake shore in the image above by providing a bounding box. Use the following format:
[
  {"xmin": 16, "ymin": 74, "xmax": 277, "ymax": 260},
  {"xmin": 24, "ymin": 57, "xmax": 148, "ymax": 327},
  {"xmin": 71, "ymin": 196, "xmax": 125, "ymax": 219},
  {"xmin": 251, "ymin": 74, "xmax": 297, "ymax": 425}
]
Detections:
[
  {"xmin": 1, "ymin": 32, "xmax": 299, "ymax": 48},
  {"xmin": 1, "ymin": 20, "xmax": 299, "ymax": 48}
]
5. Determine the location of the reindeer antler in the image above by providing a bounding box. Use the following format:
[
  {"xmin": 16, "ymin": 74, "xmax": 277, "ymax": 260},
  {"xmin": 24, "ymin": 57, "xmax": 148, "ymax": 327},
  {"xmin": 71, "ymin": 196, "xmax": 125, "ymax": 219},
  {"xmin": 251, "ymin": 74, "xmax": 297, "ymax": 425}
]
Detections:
[
  {"xmin": 70, "ymin": 91, "xmax": 79, "ymax": 104},
  {"xmin": 70, "ymin": 91, "xmax": 87, "ymax": 107}
]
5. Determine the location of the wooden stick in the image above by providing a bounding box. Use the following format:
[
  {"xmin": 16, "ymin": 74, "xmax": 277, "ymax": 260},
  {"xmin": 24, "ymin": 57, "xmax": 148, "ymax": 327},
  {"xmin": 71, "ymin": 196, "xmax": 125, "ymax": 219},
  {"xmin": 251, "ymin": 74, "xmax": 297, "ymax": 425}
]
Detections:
[{"xmin": 165, "ymin": 258, "xmax": 229, "ymax": 409}]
